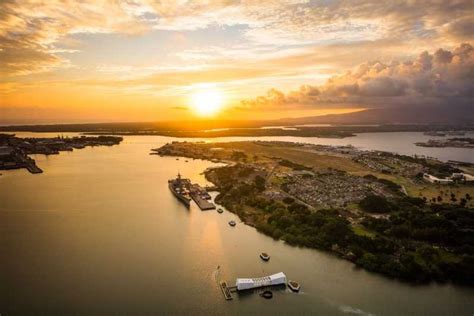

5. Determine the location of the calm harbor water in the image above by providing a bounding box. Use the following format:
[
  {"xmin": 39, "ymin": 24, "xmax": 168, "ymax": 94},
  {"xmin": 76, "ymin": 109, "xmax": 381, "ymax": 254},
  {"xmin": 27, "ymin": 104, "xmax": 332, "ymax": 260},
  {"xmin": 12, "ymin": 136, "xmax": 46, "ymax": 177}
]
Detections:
[{"xmin": 1, "ymin": 133, "xmax": 473, "ymax": 315}]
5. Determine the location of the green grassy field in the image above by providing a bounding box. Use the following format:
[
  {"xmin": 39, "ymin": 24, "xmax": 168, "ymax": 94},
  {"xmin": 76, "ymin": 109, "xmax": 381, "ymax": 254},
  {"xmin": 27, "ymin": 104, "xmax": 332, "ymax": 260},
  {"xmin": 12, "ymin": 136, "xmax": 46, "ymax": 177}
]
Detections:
[
  {"xmin": 352, "ymin": 225, "xmax": 377, "ymax": 238},
  {"xmin": 208, "ymin": 141, "xmax": 370, "ymax": 172}
]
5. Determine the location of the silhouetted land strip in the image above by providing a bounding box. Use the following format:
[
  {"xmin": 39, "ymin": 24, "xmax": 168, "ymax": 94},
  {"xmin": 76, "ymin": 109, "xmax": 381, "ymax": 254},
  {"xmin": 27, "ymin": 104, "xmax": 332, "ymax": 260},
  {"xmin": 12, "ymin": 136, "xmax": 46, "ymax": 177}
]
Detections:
[
  {"xmin": 1, "ymin": 120, "xmax": 472, "ymax": 138},
  {"xmin": 155, "ymin": 141, "xmax": 474, "ymax": 285},
  {"xmin": 91, "ymin": 127, "xmax": 354, "ymax": 138},
  {"xmin": 0, "ymin": 134, "xmax": 123, "ymax": 174}
]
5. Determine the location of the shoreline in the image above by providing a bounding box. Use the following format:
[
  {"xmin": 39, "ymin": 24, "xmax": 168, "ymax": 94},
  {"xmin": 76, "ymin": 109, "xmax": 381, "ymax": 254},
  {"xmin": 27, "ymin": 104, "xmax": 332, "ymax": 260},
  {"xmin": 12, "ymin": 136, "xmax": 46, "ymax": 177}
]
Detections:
[{"xmin": 2, "ymin": 123, "xmax": 473, "ymax": 139}]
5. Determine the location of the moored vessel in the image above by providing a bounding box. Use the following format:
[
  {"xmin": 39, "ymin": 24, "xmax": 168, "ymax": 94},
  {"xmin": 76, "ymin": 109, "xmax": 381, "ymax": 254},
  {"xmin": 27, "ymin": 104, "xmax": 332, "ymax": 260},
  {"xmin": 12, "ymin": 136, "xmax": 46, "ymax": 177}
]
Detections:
[{"xmin": 168, "ymin": 173, "xmax": 191, "ymax": 207}]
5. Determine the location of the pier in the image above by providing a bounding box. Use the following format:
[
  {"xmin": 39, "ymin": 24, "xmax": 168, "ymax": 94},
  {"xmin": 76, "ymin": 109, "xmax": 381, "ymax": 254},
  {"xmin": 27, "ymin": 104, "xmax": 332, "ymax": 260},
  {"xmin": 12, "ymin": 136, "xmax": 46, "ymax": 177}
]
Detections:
[
  {"xmin": 190, "ymin": 192, "xmax": 216, "ymax": 210},
  {"xmin": 189, "ymin": 183, "xmax": 216, "ymax": 210},
  {"xmin": 26, "ymin": 162, "xmax": 43, "ymax": 174},
  {"xmin": 219, "ymin": 281, "xmax": 234, "ymax": 300}
]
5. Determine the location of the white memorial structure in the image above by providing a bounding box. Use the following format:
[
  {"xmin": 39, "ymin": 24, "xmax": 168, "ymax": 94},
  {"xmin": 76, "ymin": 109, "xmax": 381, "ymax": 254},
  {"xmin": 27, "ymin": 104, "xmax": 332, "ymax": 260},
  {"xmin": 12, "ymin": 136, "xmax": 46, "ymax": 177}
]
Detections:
[{"xmin": 236, "ymin": 272, "xmax": 287, "ymax": 291}]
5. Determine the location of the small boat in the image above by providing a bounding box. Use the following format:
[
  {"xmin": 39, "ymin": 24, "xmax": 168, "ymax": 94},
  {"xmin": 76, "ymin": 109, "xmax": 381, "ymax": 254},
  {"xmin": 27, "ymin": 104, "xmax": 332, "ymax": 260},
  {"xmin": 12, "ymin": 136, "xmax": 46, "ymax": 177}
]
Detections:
[
  {"xmin": 185, "ymin": 160, "xmax": 189, "ymax": 162},
  {"xmin": 228, "ymin": 220, "xmax": 236, "ymax": 227},
  {"xmin": 260, "ymin": 290, "xmax": 273, "ymax": 299},
  {"xmin": 260, "ymin": 252, "xmax": 270, "ymax": 261},
  {"xmin": 217, "ymin": 208, "xmax": 223, "ymax": 214},
  {"xmin": 288, "ymin": 281, "xmax": 301, "ymax": 292},
  {"xmin": 176, "ymin": 158, "xmax": 179, "ymax": 160}
]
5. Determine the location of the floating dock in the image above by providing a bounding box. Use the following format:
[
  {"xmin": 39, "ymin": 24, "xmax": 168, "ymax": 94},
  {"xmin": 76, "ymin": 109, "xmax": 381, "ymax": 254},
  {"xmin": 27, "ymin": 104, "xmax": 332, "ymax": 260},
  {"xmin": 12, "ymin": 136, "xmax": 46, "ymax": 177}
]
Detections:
[
  {"xmin": 25, "ymin": 161, "xmax": 43, "ymax": 174},
  {"xmin": 190, "ymin": 192, "xmax": 216, "ymax": 210},
  {"xmin": 220, "ymin": 281, "xmax": 233, "ymax": 300},
  {"xmin": 190, "ymin": 183, "xmax": 216, "ymax": 210}
]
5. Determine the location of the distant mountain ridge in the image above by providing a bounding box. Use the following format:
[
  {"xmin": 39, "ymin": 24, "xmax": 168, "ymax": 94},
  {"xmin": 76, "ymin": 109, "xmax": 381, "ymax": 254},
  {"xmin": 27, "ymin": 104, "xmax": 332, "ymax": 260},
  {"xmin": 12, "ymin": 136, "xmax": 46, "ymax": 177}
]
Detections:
[{"xmin": 281, "ymin": 105, "xmax": 474, "ymax": 125}]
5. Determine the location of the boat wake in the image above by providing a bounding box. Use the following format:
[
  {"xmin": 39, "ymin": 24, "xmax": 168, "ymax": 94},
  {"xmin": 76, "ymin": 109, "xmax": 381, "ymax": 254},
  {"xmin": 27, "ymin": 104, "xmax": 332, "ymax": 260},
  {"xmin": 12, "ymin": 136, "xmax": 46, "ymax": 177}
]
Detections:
[
  {"xmin": 338, "ymin": 304, "xmax": 376, "ymax": 316},
  {"xmin": 286, "ymin": 288, "xmax": 306, "ymax": 295},
  {"xmin": 212, "ymin": 265, "xmax": 221, "ymax": 283},
  {"xmin": 326, "ymin": 299, "xmax": 376, "ymax": 316}
]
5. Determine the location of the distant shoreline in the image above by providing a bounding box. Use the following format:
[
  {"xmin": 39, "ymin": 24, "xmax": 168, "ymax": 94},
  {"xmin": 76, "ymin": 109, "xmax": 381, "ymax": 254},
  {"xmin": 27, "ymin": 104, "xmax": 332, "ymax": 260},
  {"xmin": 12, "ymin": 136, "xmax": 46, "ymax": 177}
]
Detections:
[{"xmin": 2, "ymin": 123, "xmax": 472, "ymax": 139}]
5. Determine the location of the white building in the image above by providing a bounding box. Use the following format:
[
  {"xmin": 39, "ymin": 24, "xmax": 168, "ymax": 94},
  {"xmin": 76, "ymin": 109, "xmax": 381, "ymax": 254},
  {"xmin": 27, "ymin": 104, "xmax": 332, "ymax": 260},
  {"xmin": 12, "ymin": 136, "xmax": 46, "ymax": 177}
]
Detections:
[
  {"xmin": 423, "ymin": 173, "xmax": 453, "ymax": 184},
  {"xmin": 451, "ymin": 173, "xmax": 474, "ymax": 183},
  {"xmin": 463, "ymin": 173, "xmax": 474, "ymax": 182},
  {"xmin": 236, "ymin": 272, "xmax": 287, "ymax": 291}
]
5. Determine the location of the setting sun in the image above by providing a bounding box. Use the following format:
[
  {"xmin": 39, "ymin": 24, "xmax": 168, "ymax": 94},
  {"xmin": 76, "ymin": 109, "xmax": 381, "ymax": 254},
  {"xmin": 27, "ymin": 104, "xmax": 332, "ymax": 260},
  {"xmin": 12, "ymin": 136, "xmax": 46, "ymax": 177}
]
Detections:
[{"xmin": 190, "ymin": 89, "xmax": 223, "ymax": 116}]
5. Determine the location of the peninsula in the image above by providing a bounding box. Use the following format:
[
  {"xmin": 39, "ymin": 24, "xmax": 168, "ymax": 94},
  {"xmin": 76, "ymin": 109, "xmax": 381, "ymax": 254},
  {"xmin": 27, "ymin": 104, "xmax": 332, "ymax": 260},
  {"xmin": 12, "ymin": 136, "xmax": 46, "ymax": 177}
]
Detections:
[
  {"xmin": 154, "ymin": 141, "xmax": 474, "ymax": 285},
  {"xmin": 416, "ymin": 137, "xmax": 474, "ymax": 148}
]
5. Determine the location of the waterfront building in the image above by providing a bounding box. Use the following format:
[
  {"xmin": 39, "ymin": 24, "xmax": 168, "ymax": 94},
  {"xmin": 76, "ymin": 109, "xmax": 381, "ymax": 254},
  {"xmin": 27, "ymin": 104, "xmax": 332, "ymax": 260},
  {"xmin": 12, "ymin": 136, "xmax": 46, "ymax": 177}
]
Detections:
[
  {"xmin": 423, "ymin": 173, "xmax": 453, "ymax": 184},
  {"xmin": 451, "ymin": 173, "xmax": 474, "ymax": 183}
]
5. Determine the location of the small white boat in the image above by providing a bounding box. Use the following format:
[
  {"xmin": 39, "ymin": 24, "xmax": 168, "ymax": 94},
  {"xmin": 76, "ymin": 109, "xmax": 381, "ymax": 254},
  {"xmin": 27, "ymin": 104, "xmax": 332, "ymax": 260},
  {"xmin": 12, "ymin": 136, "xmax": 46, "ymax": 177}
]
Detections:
[
  {"xmin": 228, "ymin": 220, "xmax": 236, "ymax": 227},
  {"xmin": 260, "ymin": 252, "xmax": 270, "ymax": 261},
  {"xmin": 288, "ymin": 280, "xmax": 301, "ymax": 292}
]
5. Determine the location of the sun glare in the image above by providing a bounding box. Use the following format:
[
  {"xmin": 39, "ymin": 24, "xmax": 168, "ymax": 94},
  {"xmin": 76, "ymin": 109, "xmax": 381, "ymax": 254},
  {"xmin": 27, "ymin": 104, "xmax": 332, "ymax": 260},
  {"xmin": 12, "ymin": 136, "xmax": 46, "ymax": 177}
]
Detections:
[{"xmin": 190, "ymin": 89, "xmax": 223, "ymax": 116}]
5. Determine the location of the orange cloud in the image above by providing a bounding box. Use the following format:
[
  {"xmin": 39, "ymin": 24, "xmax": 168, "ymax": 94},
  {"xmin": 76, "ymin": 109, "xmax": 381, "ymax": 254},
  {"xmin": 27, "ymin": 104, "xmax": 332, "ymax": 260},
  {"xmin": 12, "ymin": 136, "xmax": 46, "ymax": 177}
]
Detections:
[{"xmin": 241, "ymin": 43, "xmax": 474, "ymax": 110}]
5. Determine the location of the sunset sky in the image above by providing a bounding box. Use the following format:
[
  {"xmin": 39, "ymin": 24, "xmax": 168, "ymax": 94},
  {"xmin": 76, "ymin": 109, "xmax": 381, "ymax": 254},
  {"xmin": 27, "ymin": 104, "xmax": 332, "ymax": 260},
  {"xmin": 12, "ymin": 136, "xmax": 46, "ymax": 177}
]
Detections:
[{"xmin": 1, "ymin": 1, "xmax": 472, "ymax": 124}]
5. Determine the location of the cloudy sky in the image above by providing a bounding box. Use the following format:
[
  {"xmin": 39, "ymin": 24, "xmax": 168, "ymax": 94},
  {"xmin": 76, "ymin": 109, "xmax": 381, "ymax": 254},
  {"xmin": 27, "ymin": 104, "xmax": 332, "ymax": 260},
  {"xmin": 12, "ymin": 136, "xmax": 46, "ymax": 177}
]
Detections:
[{"xmin": 0, "ymin": 0, "xmax": 472, "ymax": 123}]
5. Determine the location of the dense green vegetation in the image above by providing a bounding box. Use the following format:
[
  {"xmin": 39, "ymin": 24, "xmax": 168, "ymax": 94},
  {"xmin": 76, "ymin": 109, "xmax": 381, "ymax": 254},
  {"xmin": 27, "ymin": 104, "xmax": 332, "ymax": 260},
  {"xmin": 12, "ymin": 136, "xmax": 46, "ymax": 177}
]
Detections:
[
  {"xmin": 359, "ymin": 201, "xmax": 474, "ymax": 284},
  {"xmin": 359, "ymin": 195, "xmax": 394, "ymax": 213},
  {"xmin": 208, "ymin": 164, "xmax": 474, "ymax": 285}
]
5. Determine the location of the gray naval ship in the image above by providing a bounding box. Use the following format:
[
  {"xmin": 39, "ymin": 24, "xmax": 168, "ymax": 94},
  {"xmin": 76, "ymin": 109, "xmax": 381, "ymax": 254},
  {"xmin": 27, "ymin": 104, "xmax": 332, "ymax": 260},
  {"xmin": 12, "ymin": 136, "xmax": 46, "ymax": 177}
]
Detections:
[{"xmin": 168, "ymin": 173, "xmax": 191, "ymax": 207}]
